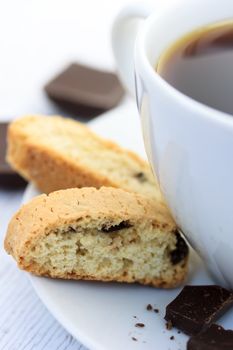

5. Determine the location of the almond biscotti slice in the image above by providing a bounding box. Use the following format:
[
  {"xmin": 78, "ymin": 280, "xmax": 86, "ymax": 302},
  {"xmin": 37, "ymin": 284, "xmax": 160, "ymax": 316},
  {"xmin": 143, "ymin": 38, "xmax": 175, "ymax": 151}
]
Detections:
[
  {"xmin": 7, "ymin": 115, "xmax": 163, "ymax": 202},
  {"xmin": 4, "ymin": 187, "xmax": 188, "ymax": 288}
]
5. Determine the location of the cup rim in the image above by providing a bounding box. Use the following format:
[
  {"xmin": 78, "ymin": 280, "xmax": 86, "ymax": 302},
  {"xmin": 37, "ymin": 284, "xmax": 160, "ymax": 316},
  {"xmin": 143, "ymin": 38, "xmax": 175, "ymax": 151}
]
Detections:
[{"xmin": 136, "ymin": 5, "xmax": 233, "ymax": 130}]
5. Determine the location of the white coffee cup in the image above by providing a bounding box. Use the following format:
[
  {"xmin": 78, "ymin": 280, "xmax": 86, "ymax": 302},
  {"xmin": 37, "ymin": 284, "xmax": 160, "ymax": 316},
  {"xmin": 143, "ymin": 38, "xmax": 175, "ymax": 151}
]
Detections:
[{"xmin": 112, "ymin": 0, "xmax": 233, "ymax": 288}]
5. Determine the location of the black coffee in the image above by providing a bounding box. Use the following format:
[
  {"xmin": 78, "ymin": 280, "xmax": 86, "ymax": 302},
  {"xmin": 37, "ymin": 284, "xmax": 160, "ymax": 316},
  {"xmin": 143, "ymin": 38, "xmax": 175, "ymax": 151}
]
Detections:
[{"xmin": 157, "ymin": 21, "xmax": 233, "ymax": 115}]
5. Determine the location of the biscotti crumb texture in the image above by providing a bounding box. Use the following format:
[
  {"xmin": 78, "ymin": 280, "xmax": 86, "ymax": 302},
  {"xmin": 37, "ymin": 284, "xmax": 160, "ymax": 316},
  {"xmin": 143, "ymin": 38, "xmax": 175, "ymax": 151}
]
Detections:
[
  {"xmin": 4, "ymin": 187, "xmax": 188, "ymax": 288},
  {"xmin": 7, "ymin": 115, "xmax": 163, "ymax": 203}
]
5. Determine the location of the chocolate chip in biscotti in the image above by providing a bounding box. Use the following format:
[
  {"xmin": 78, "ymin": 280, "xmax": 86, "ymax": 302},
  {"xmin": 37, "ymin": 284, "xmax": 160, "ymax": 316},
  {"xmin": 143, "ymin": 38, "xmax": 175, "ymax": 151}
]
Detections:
[
  {"xmin": 165, "ymin": 285, "xmax": 233, "ymax": 335},
  {"xmin": 170, "ymin": 231, "xmax": 189, "ymax": 265},
  {"xmin": 101, "ymin": 220, "xmax": 132, "ymax": 233},
  {"xmin": 134, "ymin": 172, "xmax": 148, "ymax": 183},
  {"xmin": 187, "ymin": 324, "xmax": 233, "ymax": 350}
]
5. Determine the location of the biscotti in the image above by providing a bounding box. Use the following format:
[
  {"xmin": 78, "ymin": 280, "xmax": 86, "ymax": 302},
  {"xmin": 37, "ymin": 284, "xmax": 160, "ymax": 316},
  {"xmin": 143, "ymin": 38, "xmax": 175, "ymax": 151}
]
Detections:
[
  {"xmin": 7, "ymin": 115, "xmax": 163, "ymax": 202},
  {"xmin": 4, "ymin": 187, "xmax": 188, "ymax": 288}
]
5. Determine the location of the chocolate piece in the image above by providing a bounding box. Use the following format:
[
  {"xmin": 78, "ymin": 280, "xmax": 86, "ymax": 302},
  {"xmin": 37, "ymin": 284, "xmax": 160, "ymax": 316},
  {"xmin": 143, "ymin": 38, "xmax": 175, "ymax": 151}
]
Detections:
[
  {"xmin": 187, "ymin": 324, "xmax": 233, "ymax": 350},
  {"xmin": 166, "ymin": 321, "xmax": 173, "ymax": 330},
  {"xmin": 45, "ymin": 63, "xmax": 124, "ymax": 117},
  {"xmin": 135, "ymin": 323, "xmax": 145, "ymax": 328},
  {"xmin": 0, "ymin": 122, "xmax": 12, "ymax": 174},
  {"xmin": 170, "ymin": 231, "xmax": 189, "ymax": 265},
  {"xmin": 165, "ymin": 285, "xmax": 233, "ymax": 335},
  {"xmin": 101, "ymin": 221, "xmax": 132, "ymax": 233},
  {"xmin": 0, "ymin": 174, "xmax": 26, "ymax": 188},
  {"xmin": 154, "ymin": 308, "xmax": 159, "ymax": 313},
  {"xmin": 132, "ymin": 337, "xmax": 137, "ymax": 342},
  {"xmin": 0, "ymin": 122, "xmax": 26, "ymax": 188},
  {"xmin": 146, "ymin": 304, "xmax": 153, "ymax": 311}
]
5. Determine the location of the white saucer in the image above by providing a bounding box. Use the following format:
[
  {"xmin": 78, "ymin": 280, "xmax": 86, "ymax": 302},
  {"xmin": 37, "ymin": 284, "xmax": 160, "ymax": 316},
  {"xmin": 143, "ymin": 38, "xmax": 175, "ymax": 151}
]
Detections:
[{"xmin": 23, "ymin": 102, "xmax": 233, "ymax": 350}]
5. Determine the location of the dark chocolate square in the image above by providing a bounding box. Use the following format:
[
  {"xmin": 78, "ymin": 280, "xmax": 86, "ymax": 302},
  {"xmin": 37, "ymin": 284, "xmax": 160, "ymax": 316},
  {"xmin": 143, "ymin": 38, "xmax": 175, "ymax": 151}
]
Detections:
[
  {"xmin": 45, "ymin": 63, "xmax": 124, "ymax": 117},
  {"xmin": 0, "ymin": 122, "xmax": 26, "ymax": 188},
  {"xmin": 187, "ymin": 324, "xmax": 233, "ymax": 350},
  {"xmin": 165, "ymin": 285, "xmax": 233, "ymax": 335}
]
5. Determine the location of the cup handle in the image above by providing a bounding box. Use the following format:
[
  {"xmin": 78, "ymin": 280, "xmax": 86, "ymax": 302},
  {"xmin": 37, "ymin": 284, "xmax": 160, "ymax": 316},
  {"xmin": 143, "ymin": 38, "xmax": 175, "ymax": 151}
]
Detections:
[{"xmin": 112, "ymin": 3, "xmax": 154, "ymax": 96}]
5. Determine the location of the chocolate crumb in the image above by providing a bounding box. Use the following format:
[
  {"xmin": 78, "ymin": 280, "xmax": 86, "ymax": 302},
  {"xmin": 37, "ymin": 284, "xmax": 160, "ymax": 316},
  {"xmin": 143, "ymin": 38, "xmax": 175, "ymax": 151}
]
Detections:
[
  {"xmin": 135, "ymin": 323, "xmax": 145, "ymax": 328},
  {"xmin": 165, "ymin": 285, "xmax": 233, "ymax": 335},
  {"xmin": 154, "ymin": 308, "xmax": 159, "ymax": 313},
  {"xmin": 170, "ymin": 336, "xmax": 175, "ymax": 340},
  {"xmin": 178, "ymin": 330, "xmax": 181, "ymax": 334},
  {"xmin": 133, "ymin": 316, "xmax": 137, "ymax": 319},
  {"xmin": 166, "ymin": 321, "xmax": 173, "ymax": 330},
  {"xmin": 146, "ymin": 304, "xmax": 153, "ymax": 311},
  {"xmin": 132, "ymin": 337, "xmax": 137, "ymax": 342}
]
